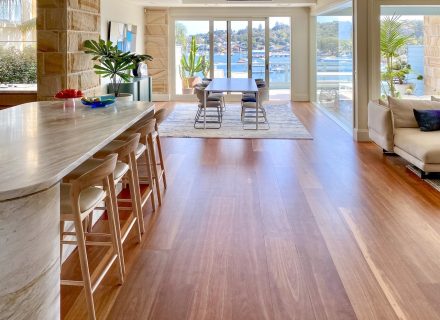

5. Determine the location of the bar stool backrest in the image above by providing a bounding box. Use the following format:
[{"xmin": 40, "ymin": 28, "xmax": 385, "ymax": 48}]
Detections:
[
  {"xmin": 131, "ymin": 117, "xmax": 156, "ymax": 136},
  {"xmin": 112, "ymin": 133, "xmax": 141, "ymax": 162},
  {"xmin": 154, "ymin": 108, "xmax": 169, "ymax": 130},
  {"xmin": 70, "ymin": 153, "xmax": 118, "ymax": 193}
]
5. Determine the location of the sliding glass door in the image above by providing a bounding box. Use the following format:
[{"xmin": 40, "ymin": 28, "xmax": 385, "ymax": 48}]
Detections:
[
  {"xmin": 175, "ymin": 17, "xmax": 291, "ymax": 96},
  {"xmin": 230, "ymin": 20, "xmax": 249, "ymax": 78},
  {"xmin": 251, "ymin": 20, "xmax": 267, "ymax": 82}
]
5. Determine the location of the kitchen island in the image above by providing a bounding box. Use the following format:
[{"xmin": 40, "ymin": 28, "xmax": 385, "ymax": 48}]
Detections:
[{"xmin": 0, "ymin": 100, "xmax": 154, "ymax": 319}]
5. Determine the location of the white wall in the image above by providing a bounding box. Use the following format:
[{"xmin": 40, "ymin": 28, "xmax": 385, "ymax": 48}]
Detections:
[
  {"xmin": 100, "ymin": 0, "xmax": 145, "ymax": 54},
  {"xmin": 167, "ymin": 7, "xmax": 311, "ymax": 101}
]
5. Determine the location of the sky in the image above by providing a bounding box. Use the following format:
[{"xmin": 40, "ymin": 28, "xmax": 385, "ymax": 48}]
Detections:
[{"xmin": 180, "ymin": 17, "xmax": 291, "ymax": 35}]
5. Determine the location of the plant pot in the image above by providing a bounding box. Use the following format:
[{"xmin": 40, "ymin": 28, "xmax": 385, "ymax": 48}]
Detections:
[
  {"xmin": 395, "ymin": 83, "xmax": 415, "ymax": 96},
  {"xmin": 182, "ymin": 76, "xmax": 201, "ymax": 89},
  {"xmin": 182, "ymin": 88, "xmax": 194, "ymax": 95},
  {"xmin": 133, "ymin": 62, "xmax": 148, "ymax": 78},
  {"xmin": 114, "ymin": 93, "xmax": 133, "ymax": 102}
]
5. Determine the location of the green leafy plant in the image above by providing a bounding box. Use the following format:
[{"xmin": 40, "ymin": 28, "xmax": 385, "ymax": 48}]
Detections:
[
  {"xmin": 180, "ymin": 36, "xmax": 203, "ymax": 78},
  {"xmin": 131, "ymin": 53, "xmax": 153, "ymax": 65},
  {"xmin": 84, "ymin": 38, "xmax": 135, "ymax": 97},
  {"xmin": 0, "ymin": 46, "xmax": 36, "ymax": 84},
  {"xmin": 380, "ymin": 15, "xmax": 415, "ymax": 98},
  {"xmin": 201, "ymin": 55, "xmax": 210, "ymax": 79}
]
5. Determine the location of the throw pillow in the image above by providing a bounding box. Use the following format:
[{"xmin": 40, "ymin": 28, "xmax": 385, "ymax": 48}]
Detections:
[
  {"xmin": 413, "ymin": 109, "xmax": 440, "ymax": 132},
  {"xmin": 388, "ymin": 96, "xmax": 440, "ymax": 128},
  {"xmin": 432, "ymin": 96, "xmax": 440, "ymax": 102}
]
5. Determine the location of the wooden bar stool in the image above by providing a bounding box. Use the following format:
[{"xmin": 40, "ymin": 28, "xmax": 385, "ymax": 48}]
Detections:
[
  {"xmin": 60, "ymin": 153, "xmax": 123, "ymax": 320},
  {"xmin": 65, "ymin": 134, "xmax": 143, "ymax": 276},
  {"xmin": 94, "ymin": 133, "xmax": 146, "ymax": 245},
  {"xmin": 117, "ymin": 117, "xmax": 156, "ymax": 212}
]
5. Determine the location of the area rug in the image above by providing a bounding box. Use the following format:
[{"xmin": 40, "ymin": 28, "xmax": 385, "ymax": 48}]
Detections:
[
  {"xmin": 407, "ymin": 165, "xmax": 440, "ymax": 192},
  {"xmin": 159, "ymin": 104, "xmax": 312, "ymax": 139}
]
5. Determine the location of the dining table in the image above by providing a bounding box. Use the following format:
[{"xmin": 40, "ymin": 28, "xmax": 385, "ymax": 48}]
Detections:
[
  {"xmin": 203, "ymin": 78, "xmax": 259, "ymax": 129},
  {"xmin": 0, "ymin": 100, "xmax": 154, "ymax": 319}
]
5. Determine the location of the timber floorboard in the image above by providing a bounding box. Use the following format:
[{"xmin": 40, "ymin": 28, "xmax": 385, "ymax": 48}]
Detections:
[{"xmin": 61, "ymin": 102, "xmax": 440, "ymax": 320}]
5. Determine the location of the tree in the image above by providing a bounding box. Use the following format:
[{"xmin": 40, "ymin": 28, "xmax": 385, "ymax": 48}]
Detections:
[
  {"xmin": 380, "ymin": 15, "xmax": 414, "ymax": 97},
  {"xmin": 176, "ymin": 22, "xmax": 188, "ymax": 52}
]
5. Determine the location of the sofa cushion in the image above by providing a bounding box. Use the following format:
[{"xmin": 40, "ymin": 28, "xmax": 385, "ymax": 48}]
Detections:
[
  {"xmin": 388, "ymin": 96, "xmax": 440, "ymax": 128},
  {"xmin": 394, "ymin": 128, "xmax": 440, "ymax": 163},
  {"xmin": 413, "ymin": 109, "xmax": 440, "ymax": 132}
]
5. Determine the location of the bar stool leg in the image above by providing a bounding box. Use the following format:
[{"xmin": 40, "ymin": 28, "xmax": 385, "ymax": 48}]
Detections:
[
  {"xmin": 73, "ymin": 215, "xmax": 96, "ymax": 320},
  {"xmin": 143, "ymin": 145, "xmax": 156, "ymax": 212},
  {"xmin": 104, "ymin": 178, "xmax": 124, "ymax": 284},
  {"xmin": 148, "ymin": 134, "xmax": 162, "ymax": 206},
  {"xmin": 126, "ymin": 163, "xmax": 143, "ymax": 242},
  {"xmin": 60, "ymin": 221, "xmax": 64, "ymax": 268},
  {"xmin": 108, "ymin": 177, "xmax": 126, "ymax": 275},
  {"xmin": 129, "ymin": 154, "xmax": 145, "ymax": 235},
  {"xmin": 156, "ymin": 134, "xmax": 167, "ymax": 190}
]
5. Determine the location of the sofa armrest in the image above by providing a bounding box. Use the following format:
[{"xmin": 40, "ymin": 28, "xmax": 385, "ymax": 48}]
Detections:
[{"xmin": 368, "ymin": 101, "xmax": 394, "ymax": 152}]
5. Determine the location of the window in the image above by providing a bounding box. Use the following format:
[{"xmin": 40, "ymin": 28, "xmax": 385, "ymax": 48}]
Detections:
[
  {"xmin": 380, "ymin": 6, "xmax": 440, "ymax": 99},
  {"xmin": 315, "ymin": 7, "xmax": 354, "ymax": 128},
  {"xmin": 174, "ymin": 17, "xmax": 291, "ymax": 97},
  {"xmin": 175, "ymin": 20, "xmax": 210, "ymax": 95},
  {"xmin": 0, "ymin": 0, "xmax": 37, "ymax": 85}
]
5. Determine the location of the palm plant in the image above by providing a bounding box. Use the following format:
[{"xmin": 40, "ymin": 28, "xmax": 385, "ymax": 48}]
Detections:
[
  {"xmin": 84, "ymin": 39, "xmax": 135, "ymax": 97},
  {"xmin": 380, "ymin": 15, "xmax": 413, "ymax": 97},
  {"xmin": 180, "ymin": 36, "xmax": 203, "ymax": 78}
]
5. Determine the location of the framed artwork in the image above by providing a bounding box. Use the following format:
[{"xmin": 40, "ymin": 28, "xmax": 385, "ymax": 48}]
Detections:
[{"xmin": 108, "ymin": 21, "xmax": 137, "ymax": 53}]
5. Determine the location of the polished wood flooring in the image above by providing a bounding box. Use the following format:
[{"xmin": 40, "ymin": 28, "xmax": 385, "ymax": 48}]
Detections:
[{"xmin": 61, "ymin": 102, "xmax": 440, "ymax": 320}]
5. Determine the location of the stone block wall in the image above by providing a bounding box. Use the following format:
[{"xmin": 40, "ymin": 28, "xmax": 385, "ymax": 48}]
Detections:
[
  {"xmin": 145, "ymin": 8, "xmax": 169, "ymax": 96},
  {"xmin": 37, "ymin": 0, "xmax": 100, "ymax": 101},
  {"xmin": 424, "ymin": 16, "xmax": 440, "ymax": 95}
]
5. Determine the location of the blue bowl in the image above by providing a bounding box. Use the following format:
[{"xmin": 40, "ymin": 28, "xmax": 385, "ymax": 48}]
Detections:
[{"xmin": 81, "ymin": 97, "xmax": 115, "ymax": 108}]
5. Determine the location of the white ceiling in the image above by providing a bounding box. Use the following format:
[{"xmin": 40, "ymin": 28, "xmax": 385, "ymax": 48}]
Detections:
[{"xmin": 129, "ymin": 0, "xmax": 317, "ymax": 8}]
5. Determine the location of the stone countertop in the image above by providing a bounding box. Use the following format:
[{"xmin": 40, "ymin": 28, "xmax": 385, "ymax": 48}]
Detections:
[
  {"xmin": 0, "ymin": 84, "xmax": 37, "ymax": 93},
  {"xmin": 0, "ymin": 100, "xmax": 155, "ymax": 201}
]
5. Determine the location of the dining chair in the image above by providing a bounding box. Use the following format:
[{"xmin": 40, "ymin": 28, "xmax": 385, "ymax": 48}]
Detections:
[{"xmin": 194, "ymin": 85, "xmax": 223, "ymax": 129}]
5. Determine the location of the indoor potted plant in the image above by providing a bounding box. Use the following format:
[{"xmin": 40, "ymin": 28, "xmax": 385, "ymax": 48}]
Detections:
[
  {"xmin": 131, "ymin": 53, "xmax": 153, "ymax": 77},
  {"xmin": 84, "ymin": 38, "xmax": 135, "ymax": 101},
  {"xmin": 392, "ymin": 60, "xmax": 423, "ymax": 96},
  {"xmin": 180, "ymin": 36, "xmax": 203, "ymax": 94}
]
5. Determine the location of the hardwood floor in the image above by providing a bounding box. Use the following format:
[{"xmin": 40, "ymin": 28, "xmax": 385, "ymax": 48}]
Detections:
[{"xmin": 61, "ymin": 101, "xmax": 440, "ymax": 320}]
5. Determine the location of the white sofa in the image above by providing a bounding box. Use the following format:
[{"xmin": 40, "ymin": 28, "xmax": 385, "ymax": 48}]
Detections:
[{"xmin": 368, "ymin": 96, "xmax": 440, "ymax": 176}]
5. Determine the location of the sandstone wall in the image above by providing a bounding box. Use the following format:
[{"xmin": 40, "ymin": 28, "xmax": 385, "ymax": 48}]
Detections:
[
  {"xmin": 37, "ymin": 0, "xmax": 100, "ymax": 101},
  {"xmin": 424, "ymin": 16, "xmax": 440, "ymax": 95},
  {"xmin": 144, "ymin": 8, "xmax": 169, "ymax": 97}
]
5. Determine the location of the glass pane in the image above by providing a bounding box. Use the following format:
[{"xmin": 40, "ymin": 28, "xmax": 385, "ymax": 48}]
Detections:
[
  {"xmin": 0, "ymin": 0, "xmax": 37, "ymax": 85},
  {"xmin": 379, "ymin": 8, "xmax": 440, "ymax": 99},
  {"xmin": 213, "ymin": 21, "xmax": 227, "ymax": 78},
  {"xmin": 252, "ymin": 20, "xmax": 265, "ymax": 81},
  {"xmin": 175, "ymin": 20, "xmax": 210, "ymax": 95},
  {"xmin": 269, "ymin": 17, "xmax": 291, "ymax": 96},
  {"xmin": 231, "ymin": 21, "xmax": 248, "ymax": 78},
  {"xmin": 316, "ymin": 12, "xmax": 353, "ymax": 128}
]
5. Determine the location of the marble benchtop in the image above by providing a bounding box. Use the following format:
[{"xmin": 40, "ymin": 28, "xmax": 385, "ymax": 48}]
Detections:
[{"xmin": 0, "ymin": 100, "xmax": 155, "ymax": 201}]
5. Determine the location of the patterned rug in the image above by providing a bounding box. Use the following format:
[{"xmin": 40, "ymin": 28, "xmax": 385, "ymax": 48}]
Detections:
[
  {"xmin": 407, "ymin": 165, "xmax": 440, "ymax": 192},
  {"xmin": 159, "ymin": 104, "xmax": 312, "ymax": 139}
]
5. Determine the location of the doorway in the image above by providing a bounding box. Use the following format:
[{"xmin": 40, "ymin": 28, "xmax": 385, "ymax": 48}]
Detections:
[{"xmin": 174, "ymin": 17, "xmax": 291, "ymax": 98}]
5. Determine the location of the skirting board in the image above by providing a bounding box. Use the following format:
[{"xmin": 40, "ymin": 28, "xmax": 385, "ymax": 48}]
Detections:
[
  {"xmin": 152, "ymin": 94, "xmax": 171, "ymax": 102},
  {"xmin": 354, "ymin": 128, "xmax": 370, "ymax": 142},
  {"xmin": 292, "ymin": 94, "xmax": 310, "ymax": 102}
]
